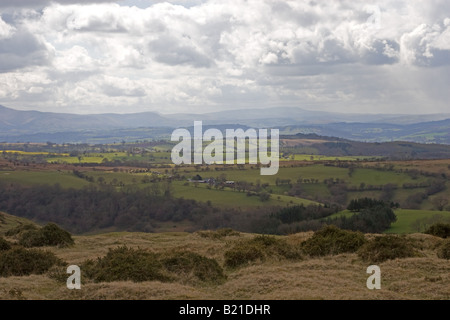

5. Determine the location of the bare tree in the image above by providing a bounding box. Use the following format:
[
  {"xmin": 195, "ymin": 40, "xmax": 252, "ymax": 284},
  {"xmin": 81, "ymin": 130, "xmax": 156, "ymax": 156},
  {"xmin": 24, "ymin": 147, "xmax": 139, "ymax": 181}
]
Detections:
[{"xmin": 432, "ymin": 196, "xmax": 449, "ymax": 211}]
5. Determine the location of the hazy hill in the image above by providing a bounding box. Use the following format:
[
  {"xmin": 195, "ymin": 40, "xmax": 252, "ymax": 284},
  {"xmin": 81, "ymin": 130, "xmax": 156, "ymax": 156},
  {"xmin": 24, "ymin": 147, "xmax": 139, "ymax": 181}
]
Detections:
[
  {"xmin": 168, "ymin": 107, "xmax": 450, "ymax": 126},
  {"xmin": 0, "ymin": 105, "xmax": 180, "ymax": 135},
  {"xmin": 1, "ymin": 105, "xmax": 449, "ymax": 144},
  {"xmin": 280, "ymin": 119, "xmax": 450, "ymax": 144},
  {"xmin": 281, "ymin": 133, "xmax": 450, "ymax": 159}
]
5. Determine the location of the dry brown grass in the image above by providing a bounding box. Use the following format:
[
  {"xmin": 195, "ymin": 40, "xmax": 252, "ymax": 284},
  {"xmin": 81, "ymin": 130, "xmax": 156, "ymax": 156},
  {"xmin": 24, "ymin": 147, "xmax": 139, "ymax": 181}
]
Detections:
[
  {"xmin": 0, "ymin": 212, "xmax": 40, "ymax": 237},
  {"xmin": 0, "ymin": 229, "xmax": 449, "ymax": 300}
]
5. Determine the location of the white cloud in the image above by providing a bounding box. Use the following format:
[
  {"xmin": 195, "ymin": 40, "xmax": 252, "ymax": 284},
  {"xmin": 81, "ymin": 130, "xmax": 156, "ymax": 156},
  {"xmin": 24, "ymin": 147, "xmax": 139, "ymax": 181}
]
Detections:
[
  {"xmin": 0, "ymin": 0, "xmax": 116, "ymax": 8},
  {"xmin": 0, "ymin": 17, "xmax": 15, "ymax": 39},
  {"xmin": 53, "ymin": 45, "xmax": 98, "ymax": 73},
  {"xmin": 0, "ymin": 0, "xmax": 449, "ymax": 115},
  {"xmin": 100, "ymin": 75, "xmax": 147, "ymax": 97}
]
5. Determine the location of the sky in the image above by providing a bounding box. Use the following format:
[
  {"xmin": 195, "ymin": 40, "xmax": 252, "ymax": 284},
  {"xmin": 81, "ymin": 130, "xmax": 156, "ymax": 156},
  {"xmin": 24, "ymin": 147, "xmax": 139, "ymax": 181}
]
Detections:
[{"xmin": 0, "ymin": 0, "xmax": 449, "ymax": 115}]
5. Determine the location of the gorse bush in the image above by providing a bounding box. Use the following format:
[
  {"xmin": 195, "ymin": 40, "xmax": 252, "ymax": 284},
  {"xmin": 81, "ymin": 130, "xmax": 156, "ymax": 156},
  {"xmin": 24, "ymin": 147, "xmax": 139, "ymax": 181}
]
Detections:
[
  {"xmin": 357, "ymin": 235, "xmax": 417, "ymax": 263},
  {"xmin": 0, "ymin": 237, "xmax": 11, "ymax": 251},
  {"xmin": 424, "ymin": 223, "xmax": 450, "ymax": 239},
  {"xmin": 224, "ymin": 235, "xmax": 302, "ymax": 268},
  {"xmin": 83, "ymin": 246, "xmax": 226, "ymax": 285},
  {"xmin": 160, "ymin": 251, "xmax": 226, "ymax": 284},
  {"xmin": 19, "ymin": 223, "xmax": 74, "ymax": 248},
  {"xmin": 0, "ymin": 247, "xmax": 64, "ymax": 277},
  {"xmin": 40, "ymin": 223, "xmax": 74, "ymax": 247},
  {"xmin": 83, "ymin": 246, "xmax": 168, "ymax": 283},
  {"xmin": 47, "ymin": 265, "xmax": 70, "ymax": 283},
  {"xmin": 437, "ymin": 240, "xmax": 450, "ymax": 260},
  {"xmin": 224, "ymin": 241, "xmax": 265, "ymax": 268},
  {"xmin": 301, "ymin": 225, "xmax": 366, "ymax": 257},
  {"xmin": 19, "ymin": 230, "xmax": 46, "ymax": 248}
]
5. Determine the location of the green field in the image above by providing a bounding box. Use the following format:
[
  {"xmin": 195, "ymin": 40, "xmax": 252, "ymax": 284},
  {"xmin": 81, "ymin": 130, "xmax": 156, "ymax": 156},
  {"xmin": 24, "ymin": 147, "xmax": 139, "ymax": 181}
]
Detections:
[
  {"xmin": 386, "ymin": 209, "xmax": 450, "ymax": 234},
  {"xmin": 348, "ymin": 168, "xmax": 429, "ymax": 187},
  {"xmin": 88, "ymin": 171, "xmax": 150, "ymax": 185},
  {"xmin": 171, "ymin": 181, "xmax": 317, "ymax": 208},
  {"xmin": 47, "ymin": 151, "xmax": 171, "ymax": 164},
  {"xmin": 1, "ymin": 157, "xmax": 449, "ymax": 231},
  {"xmin": 326, "ymin": 209, "xmax": 355, "ymax": 220},
  {"xmin": 185, "ymin": 164, "xmax": 430, "ymax": 189},
  {"xmin": 1, "ymin": 162, "xmax": 446, "ymax": 211},
  {"xmin": 2, "ymin": 150, "xmax": 66, "ymax": 156},
  {"xmin": 185, "ymin": 165, "xmax": 349, "ymax": 185},
  {"xmin": 0, "ymin": 171, "xmax": 90, "ymax": 188},
  {"xmin": 325, "ymin": 208, "xmax": 450, "ymax": 234},
  {"xmin": 287, "ymin": 154, "xmax": 374, "ymax": 161}
]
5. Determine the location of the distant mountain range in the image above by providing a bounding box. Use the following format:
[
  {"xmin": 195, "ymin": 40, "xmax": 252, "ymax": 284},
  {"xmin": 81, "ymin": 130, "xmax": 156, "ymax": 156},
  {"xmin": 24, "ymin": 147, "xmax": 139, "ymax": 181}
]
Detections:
[
  {"xmin": 278, "ymin": 119, "xmax": 450, "ymax": 144},
  {"xmin": 0, "ymin": 105, "xmax": 449, "ymax": 144}
]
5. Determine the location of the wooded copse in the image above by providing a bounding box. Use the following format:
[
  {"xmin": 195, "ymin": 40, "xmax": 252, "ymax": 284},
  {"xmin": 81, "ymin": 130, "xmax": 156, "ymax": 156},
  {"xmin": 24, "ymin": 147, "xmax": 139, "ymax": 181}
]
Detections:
[{"xmin": 0, "ymin": 182, "xmax": 399, "ymax": 235}]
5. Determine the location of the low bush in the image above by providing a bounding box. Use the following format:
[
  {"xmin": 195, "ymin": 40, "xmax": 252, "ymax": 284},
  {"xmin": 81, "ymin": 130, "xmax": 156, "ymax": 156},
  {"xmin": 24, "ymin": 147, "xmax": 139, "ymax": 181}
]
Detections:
[
  {"xmin": 19, "ymin": 230, "xmax": 46, "ymax": 248},
  {"xmin": 224, "ymin": 235, "xmax": 302, "ymax": 268},
  {"xmin": 0, "ymin": 247, "xmax": 64, "ymax": 277},
  {"xmin": 83, "ymin": 246, "xmax": 226, "ymax": 285},
  {"xmin": 358, "ymin": 235, "xmax": 417, "ymax": 263},
  {"xmin": 424, "ymin": 223, "xmax": 450, "ymax": 239},
  {"xmin": 47, "ymin": 265, "xmax": 70, "ymax": 283},
  {"xmin": 19, "ymin": 223, "xmax": 74, "ymax": 248},
  {"xmin": 0, "ymin": 237, "xmax": 11, "ymax": 251},
  {"xmin": 224, "ymin": 242, "xmax": 265, "ymax": 269},
  {"xmin": 301, "ymin": 225, "xmax": 366, "ymax": 257},
  {"xmin": 437, "ymin": 240, "xmax": 450, "ymax": 260},
  {"xmin": 40, "ymin": 223, "xmax": 75, "ymax": 247}
]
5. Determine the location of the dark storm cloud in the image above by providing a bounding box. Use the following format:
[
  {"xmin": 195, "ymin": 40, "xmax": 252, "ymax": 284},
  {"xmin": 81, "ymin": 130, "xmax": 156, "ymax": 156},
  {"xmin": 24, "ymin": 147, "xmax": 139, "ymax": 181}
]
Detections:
[
  {"xmin": 362, "ymin": 39, "xmax": 400, "ymax": 65},
  {"xmin": 0, "ymin": 30, "xmax": 50, "ymax": 72}
]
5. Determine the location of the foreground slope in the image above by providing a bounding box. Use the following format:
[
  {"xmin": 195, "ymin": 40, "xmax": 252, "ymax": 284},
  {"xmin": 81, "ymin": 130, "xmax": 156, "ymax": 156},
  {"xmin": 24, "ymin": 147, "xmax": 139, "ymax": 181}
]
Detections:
[{"xmin": 0, "ymin": 213, "xmax": 448, "ymax": 300}]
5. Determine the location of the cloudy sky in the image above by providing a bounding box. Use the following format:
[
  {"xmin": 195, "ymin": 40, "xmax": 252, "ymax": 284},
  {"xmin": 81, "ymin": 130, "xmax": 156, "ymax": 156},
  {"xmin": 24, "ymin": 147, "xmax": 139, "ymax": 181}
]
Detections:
[{"xmin": 0, "ymin": 0, "xmax": 449, "ymax": 115}]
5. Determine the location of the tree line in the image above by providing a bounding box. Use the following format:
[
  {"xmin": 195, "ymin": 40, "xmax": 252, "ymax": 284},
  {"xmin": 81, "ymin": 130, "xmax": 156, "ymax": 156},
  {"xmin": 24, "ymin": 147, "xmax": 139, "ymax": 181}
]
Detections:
[{"xmin": 0, "ymin": 183, "xmax": 215, "ymax": 234}]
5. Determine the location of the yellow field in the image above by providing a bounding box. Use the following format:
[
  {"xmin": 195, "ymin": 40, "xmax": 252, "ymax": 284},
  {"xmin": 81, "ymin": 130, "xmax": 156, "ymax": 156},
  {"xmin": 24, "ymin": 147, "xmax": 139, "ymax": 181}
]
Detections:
[{"xmin": 2, "ymin": 150, "xmax": 68, "ymax": 156}]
